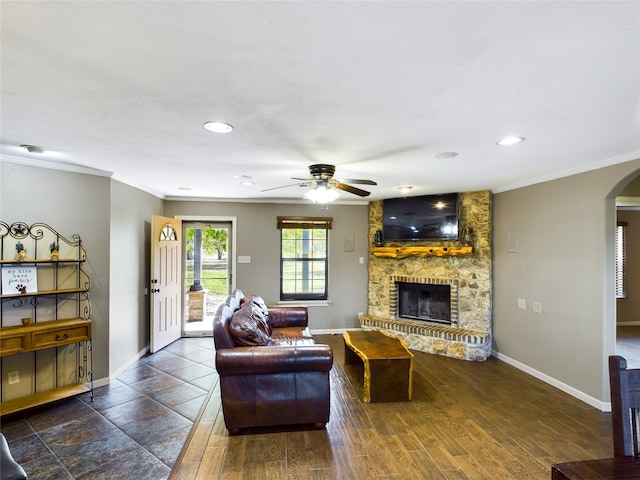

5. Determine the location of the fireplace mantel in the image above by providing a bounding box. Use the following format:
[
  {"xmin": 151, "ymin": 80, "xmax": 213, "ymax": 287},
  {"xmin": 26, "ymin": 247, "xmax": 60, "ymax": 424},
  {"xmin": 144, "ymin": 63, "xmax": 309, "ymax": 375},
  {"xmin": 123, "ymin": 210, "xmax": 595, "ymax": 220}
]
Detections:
[{"xmin": 371, "ymin": 246, "xmax": 473, "ymax": 259}]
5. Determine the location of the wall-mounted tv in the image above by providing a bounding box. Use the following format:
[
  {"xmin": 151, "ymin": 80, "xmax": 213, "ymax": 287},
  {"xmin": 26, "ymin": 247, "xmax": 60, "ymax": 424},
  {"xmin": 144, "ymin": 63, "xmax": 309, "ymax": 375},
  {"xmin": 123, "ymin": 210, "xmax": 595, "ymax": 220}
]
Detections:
[{"xmin": 382, "ymin": 193, "xmax": 459, "ymax": 241}]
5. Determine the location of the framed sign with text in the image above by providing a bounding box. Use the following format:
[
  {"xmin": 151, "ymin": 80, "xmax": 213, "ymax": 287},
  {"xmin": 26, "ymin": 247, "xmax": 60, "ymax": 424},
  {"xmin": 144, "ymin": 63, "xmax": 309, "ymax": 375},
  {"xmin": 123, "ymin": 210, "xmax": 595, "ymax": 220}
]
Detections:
[{"xmin": 1, "ymin": 265, "xmax": 38, "ymax": 294}]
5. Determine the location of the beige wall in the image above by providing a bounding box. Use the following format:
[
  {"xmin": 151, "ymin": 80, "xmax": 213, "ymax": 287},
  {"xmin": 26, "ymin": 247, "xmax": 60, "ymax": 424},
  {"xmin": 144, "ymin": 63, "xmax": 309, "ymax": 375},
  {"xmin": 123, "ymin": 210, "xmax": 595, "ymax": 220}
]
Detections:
[
  {"xmin": 493, "ymin": 158, "xmax": 640, "ymax": 405},
  {"xmin": 109, "ymin": 180, "xmax": 164, "ymax": 375},
  {"xmin": 616, "ymin": 209, "xmax": 640, "ymax": 324},
  {"xmin": 163, "ymin": 200, "xmax": 369, "ymax": 331},
  {"xmin": 1, "ymin": 160, "xmax": 112, "ymax": 381}
]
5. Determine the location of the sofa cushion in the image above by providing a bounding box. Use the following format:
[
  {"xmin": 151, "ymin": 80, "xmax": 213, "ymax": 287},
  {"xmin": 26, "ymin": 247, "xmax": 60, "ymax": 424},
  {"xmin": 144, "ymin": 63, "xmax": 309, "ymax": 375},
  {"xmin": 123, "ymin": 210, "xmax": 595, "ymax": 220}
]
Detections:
[
  {"xmin": 229, "ymin": 305, "xmax": 271, "ymax": 346},
  {"xmin": 241, "ymin": 295, "xmax": 272, "ymax": 333}
]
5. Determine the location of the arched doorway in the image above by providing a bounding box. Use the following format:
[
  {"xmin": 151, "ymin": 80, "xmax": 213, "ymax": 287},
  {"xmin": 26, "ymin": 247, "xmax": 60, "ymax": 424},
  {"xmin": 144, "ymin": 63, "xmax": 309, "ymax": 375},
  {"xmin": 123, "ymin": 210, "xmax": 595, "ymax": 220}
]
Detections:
[{"xmin": 614, "ymin": 174, "xmax": 640, "ymax": 367}]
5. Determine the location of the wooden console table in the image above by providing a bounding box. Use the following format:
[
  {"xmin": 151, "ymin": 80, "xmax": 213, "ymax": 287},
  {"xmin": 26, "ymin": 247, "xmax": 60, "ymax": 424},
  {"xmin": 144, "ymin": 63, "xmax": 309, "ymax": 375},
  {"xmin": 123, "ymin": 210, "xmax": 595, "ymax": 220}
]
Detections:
[
  {"xmin": 552, "ymin": 457, "xmax": 640, "ymax": 479},
  {"xmin": 343, "ymin": 330, "xmax": 413, "ymax": 402}
]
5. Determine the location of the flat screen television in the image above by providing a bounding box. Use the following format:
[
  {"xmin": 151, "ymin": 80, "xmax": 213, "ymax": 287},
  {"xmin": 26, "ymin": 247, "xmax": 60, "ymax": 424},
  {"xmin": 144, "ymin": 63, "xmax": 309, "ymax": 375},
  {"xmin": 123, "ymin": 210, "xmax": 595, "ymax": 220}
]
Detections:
[{"xmin": 382, "ymin": 193, "xmax": 459, "ymax": 241}]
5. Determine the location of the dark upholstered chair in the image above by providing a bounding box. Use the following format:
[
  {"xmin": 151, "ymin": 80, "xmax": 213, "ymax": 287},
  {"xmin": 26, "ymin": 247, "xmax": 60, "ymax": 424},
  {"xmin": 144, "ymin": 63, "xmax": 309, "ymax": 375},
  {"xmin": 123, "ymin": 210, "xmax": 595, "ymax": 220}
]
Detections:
[
  {"xmin": 1, "ymin": 433, "xmax": 27, "ymax": 480},
  {"xmin": 550, "ymin": 355, "xmax": 640, "ymax": 478},
  {"xmin": 609, "ymin": 355, "xmax": 640, "ymax": 458}
]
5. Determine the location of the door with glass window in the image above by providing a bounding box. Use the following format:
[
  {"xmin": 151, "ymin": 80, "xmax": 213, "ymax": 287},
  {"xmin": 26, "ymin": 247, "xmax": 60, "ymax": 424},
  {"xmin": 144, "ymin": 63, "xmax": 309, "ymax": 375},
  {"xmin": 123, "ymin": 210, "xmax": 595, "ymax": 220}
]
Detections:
[
  {"xmin": 150, "ymin": 215, "xmax": 182, "ymax": 352},
  {"xmin": 183, "ymin": 222, "xmax": 232, "ymax": 335}
]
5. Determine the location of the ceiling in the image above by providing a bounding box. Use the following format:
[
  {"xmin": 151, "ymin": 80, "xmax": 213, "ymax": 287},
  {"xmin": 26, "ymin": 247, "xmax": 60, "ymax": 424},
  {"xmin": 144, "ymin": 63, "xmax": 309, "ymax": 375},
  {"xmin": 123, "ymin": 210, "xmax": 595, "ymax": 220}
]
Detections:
[{"xmin": 1, "ymin": 1, "xmax": 639, "ymax": 203}]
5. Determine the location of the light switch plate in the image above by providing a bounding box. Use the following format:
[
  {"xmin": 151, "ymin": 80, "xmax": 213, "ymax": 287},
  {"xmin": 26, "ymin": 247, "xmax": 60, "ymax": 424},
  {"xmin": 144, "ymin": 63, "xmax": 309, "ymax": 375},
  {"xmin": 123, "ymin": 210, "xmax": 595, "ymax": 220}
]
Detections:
[
  {"xmin": 237, "ymin": 255, "xmax": 251, "ymax": 264},
  {"xmin": 8, "ymin": 371, "xmax": 19, "ymax": 385}
]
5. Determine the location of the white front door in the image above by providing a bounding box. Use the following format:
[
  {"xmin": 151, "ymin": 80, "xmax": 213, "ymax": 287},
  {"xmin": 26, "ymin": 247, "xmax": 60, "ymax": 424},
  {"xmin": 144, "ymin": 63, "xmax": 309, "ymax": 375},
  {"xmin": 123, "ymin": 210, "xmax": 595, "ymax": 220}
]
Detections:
[{"xmin": 150, "ymin": 215, "xmax": 182, "ymax": 352}]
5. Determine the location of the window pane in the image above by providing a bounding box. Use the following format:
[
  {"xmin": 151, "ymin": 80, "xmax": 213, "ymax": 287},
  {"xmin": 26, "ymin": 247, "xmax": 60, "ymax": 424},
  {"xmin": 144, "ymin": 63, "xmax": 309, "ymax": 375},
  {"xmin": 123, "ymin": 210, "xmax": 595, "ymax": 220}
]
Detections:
[
  {"xmin": 616, "ymin": 224, "xmax": 627, "ymax": 299},
  {"xmin": 280, "ymin": 227, "xmax": 328, "ymax": 300}
]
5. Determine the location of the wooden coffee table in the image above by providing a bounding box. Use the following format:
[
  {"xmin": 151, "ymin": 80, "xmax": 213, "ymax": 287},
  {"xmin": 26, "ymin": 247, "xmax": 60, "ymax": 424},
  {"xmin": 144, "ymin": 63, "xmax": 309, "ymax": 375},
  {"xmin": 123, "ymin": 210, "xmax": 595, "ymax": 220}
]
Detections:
[
  {"xmin": 343, "ymin": 330, "xmax": 413, "ymax": 402},
  {"xmin": 552, "ymin": 457, "xmax": 640, "ymax": 479}
]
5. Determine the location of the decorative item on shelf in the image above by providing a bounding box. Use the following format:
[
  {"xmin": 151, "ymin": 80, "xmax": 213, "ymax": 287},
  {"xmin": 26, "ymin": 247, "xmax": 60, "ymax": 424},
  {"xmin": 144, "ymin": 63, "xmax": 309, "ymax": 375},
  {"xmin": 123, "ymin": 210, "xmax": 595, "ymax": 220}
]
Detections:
[
  {"xmin": 50, "ymin": 242, "xmax": 59, "ymax": 260},
  {"xmin": 374, "ymin": 229, "xmax": 384, "ymax": 247},
  {"xmin": 2, "ymin": 265, "xmax": 38, "ymax": 294},
  {"xmin": 15, "ymin": 242, "xmax": 27, "ymax": 261},
  {"xmin": 461, "ymin": 226, "xmax": 474, "ymax": 247},
  {"xmin": 21, "ymin": 317, "xmax": 31, "ymax": 326}
]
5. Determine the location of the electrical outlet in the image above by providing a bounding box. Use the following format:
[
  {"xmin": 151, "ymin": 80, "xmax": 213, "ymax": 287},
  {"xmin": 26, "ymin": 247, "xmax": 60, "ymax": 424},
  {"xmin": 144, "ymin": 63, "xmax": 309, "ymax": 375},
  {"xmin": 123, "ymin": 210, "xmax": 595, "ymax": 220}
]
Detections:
[
  {"xmin": 8, "ymin": 370, "xmax": 19, "ymax": 385},
  {"xmin": 532, "ymin": 301, "xmax": 542, "ymax": 313},
  {"xmin": 518, "ymin": 298, "xmax": 526, "ymax": 310}
]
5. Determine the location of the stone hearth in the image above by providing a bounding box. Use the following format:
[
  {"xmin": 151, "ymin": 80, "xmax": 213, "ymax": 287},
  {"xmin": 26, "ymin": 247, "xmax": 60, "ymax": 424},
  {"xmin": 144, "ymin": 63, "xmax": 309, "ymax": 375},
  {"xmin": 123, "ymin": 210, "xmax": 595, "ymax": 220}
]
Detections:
[{"xmin": 366, "ymin": 191, "xmax": 492, "ymax": 361}]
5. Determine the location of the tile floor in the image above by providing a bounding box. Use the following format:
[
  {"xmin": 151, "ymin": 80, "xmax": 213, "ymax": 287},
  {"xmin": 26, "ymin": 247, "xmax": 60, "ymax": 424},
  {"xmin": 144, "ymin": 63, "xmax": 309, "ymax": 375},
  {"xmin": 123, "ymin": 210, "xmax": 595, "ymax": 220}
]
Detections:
[{"xmin": 0, "ymin": 337, "xmax": 216, "ymax": 480}]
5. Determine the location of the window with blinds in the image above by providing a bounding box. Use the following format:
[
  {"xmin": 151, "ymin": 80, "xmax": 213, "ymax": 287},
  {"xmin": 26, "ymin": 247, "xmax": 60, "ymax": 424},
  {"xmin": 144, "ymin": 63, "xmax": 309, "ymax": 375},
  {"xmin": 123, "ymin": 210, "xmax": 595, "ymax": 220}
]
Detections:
[
  {"xmin": 616, "ymin": 222, "xmax": 627, "ymax": 299},
  {"xmin": 278, "ymin": 216, "xmax": 332, "ymax": 301}
]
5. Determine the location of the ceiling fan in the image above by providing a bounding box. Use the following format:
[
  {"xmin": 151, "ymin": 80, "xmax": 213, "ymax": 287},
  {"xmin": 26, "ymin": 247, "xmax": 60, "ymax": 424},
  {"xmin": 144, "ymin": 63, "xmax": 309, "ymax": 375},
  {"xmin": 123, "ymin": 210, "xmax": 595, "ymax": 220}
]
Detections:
[{"xmin": 262, "ymin": 164, "xmax": 377, "ymax": 199}]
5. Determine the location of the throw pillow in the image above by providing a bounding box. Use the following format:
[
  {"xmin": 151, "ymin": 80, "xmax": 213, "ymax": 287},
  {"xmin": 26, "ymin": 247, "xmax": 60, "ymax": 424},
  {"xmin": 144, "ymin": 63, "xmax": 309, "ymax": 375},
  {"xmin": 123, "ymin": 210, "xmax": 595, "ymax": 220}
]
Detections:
[
  {"xmin": 241, "ymin": 295, "xmax": 271, "ymax": 333},
  {"xmin": 228, "ymin": 306, "xmax": 271, "ymax": 346}
]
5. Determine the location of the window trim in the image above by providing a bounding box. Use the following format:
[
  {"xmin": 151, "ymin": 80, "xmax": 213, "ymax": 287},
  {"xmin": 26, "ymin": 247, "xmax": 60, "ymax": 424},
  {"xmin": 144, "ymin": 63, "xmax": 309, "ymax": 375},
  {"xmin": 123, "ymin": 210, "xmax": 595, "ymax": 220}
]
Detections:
[
  {"xmin": 616, "ymin": 221, "xmax": 627, "ymax": 299},
  {"xmin": 278, "ymin": 216, "xmax": 332, "ymax": 302}
]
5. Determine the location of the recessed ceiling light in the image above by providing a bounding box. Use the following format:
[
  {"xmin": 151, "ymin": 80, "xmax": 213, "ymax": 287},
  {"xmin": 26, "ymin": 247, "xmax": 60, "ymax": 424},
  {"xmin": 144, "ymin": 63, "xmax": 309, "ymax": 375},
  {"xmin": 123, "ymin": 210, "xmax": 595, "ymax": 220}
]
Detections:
[
  {"xmin": 20, "ymin": 145, "xmax": 44, "ymax": 154},
  {"xmin": 177, "ymin": 186, "xmax": 192, "ymax": 191},
  {"xmin": 496, "ymin": 136, "xmax": 525, "ymax": 146},
  {"xmin": 203, "ymin": 121, "xmax": 233, "ymax": 133},
  {"xmin": 241, "ymin": 181, "xmax": 255, "ymax": 186},
  {"xmin": 433, "ymin": 152, "xmax": 459, "ymax": 159}
]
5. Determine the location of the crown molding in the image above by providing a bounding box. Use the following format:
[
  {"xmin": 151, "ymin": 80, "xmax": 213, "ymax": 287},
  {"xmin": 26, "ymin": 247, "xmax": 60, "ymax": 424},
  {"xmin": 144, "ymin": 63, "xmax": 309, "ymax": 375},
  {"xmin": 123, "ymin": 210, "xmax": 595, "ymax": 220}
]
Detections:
[
  {"xmin": 110, "ymin": 173, "xmax": 166, "ymax": 199},
  {"xmin": 1, "ymin": 153, "xmax": 113, "ymax": 177},
  {"xmin": 492, "ymin": 150, "xmax": 640, "ymax": 194},
  {"xmin": 163, "ymin": 195, "xmax": 369, "ymax": 205},
  {"xmin": 1, "ymin": 154, "xmax": 167, "ymax": 199}
]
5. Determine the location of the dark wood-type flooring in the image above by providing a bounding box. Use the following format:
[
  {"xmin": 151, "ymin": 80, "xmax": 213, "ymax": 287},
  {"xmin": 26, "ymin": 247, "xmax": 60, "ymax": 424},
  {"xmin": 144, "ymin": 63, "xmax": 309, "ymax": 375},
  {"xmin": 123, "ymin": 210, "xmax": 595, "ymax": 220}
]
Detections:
[{"xmin": 170, "ymin": 333, "xmax": 616, "ymax": 479}]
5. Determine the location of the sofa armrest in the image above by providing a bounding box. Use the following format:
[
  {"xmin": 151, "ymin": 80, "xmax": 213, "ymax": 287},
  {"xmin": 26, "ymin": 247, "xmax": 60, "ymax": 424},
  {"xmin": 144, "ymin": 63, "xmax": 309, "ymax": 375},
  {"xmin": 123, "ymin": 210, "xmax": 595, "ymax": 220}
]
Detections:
[
  {"xmin": 267, "ymin": 306, "xmax": 308, "ymax": 328},
  {"xmin": 216, "ymin": 345, "xmax": 333, "ymax": 376}
]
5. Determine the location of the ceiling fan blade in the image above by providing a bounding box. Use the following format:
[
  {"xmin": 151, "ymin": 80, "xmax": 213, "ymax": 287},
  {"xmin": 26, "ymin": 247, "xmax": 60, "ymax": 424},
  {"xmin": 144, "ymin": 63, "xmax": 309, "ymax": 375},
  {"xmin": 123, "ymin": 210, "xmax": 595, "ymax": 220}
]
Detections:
[
  {"xmin": 334, "ymin": 183, "xmax": 371, "ymax": 197},
  {"xmin": 261, "ymin": 182, "xmax": 306, "ymax": 192},
  {"xmin": 341, "ymin": 178, "xmax": 377, "ymax": 186}
]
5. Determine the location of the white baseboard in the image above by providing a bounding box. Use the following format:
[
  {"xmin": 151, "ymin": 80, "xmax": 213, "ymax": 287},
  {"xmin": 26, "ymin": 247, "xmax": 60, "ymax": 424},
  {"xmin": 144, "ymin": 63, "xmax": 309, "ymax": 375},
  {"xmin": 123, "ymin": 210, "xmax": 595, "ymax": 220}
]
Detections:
[
  {"xmin": 92, "ymin": 345, "xmax": 150, "ymax": 388},
  {"xmin": 310, "ymin": 328, "xmax": 359, "ymax": 335},
  {"xmin": 492, "ymin": 350, "xmax": 610, "ymax": 412}
]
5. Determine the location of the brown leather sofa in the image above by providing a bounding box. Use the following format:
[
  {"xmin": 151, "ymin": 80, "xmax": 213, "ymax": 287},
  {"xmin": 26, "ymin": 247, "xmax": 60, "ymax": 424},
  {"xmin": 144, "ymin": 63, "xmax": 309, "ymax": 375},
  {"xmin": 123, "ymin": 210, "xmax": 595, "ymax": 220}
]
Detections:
[{"xmin": 213, "ymin": 289, "xmax": 333, "ymax": 433}]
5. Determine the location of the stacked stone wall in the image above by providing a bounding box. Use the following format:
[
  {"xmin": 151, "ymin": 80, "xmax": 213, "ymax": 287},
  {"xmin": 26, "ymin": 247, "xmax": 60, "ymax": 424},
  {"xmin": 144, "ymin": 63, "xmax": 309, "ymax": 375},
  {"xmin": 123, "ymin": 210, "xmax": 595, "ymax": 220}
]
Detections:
[{"xmin": 367, "ymin": 190, "xmax": 492, "ymax": 360}]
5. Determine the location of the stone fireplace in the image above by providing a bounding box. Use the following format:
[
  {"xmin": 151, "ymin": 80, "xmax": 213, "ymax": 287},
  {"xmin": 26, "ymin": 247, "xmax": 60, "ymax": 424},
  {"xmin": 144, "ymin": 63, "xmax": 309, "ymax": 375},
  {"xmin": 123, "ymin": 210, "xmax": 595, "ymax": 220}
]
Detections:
[{"xmin": 363, "ymin": 191, "xmax": 492, "ymax": 361}]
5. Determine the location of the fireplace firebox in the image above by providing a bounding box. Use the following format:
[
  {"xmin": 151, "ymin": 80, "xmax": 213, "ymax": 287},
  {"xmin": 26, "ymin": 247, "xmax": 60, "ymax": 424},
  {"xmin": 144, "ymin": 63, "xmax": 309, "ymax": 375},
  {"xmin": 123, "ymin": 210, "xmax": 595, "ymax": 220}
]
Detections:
[{"xmin": 397, "ymin": 282, "xmax": 451, "ymax": 324}]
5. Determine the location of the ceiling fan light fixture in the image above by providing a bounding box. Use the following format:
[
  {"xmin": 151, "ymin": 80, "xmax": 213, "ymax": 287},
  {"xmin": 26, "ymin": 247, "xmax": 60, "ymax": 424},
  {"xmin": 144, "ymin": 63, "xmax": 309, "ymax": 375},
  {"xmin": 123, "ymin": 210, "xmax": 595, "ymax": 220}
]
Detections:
[
  {"xmin": 304, "ymin": 185, "xmax": 340, "ymax": 204},
  {"xmin": 203, "ymin": 121, "xmax": 233, "ymax": 133},
  {"xmin": 496, "ymin": 136, "xmax": 525, "ymax": 146},
  {"xmin": 398, "ymin": 186, "xmax": 413, "ymax": 196}
]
